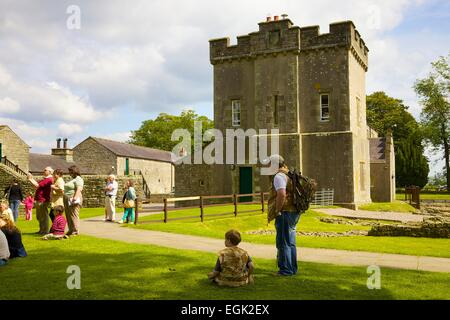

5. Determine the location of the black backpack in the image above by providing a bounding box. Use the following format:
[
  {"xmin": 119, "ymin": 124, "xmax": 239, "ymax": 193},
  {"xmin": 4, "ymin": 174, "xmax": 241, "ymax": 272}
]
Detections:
[{"xmin": 286, "ymin": 169, "xmax": 317, "ymax": 213}]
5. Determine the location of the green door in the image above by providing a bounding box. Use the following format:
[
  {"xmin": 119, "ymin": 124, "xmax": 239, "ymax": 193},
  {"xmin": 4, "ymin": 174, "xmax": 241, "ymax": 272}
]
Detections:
[
  {"xmin": 239, "ymin": 167, "xmax": 253, "ymax": 202},
  {"xmin": 125, "ymin": 158, "xmax": 130, "ymax": 175}
]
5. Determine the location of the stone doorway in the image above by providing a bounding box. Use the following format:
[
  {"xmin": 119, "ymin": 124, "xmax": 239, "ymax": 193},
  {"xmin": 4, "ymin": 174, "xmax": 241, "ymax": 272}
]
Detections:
[{"xmin": 239, "ymin": 166, "xmax": 253, "ymax": 202}]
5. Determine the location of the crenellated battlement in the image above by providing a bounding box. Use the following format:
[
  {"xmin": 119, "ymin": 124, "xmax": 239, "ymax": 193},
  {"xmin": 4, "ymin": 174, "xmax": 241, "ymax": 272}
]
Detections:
[
  {"xmin": 300, "ymin": 21, "xmax": 368, "ymax": 70},
  {"xmin": 210, "ymin": 18, "xmax": 369, "ymax": 70},
  {"xmin": 209, "ymin": 18, "xmax": 301, "ymax": 64}
]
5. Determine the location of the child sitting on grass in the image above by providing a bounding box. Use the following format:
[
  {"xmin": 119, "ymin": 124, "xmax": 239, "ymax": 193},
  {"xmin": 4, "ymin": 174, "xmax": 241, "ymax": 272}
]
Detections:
[
  {"xmin": 0, "ymin": 202, "xmax": 15, "ymax": 224},
  {"xmin": 208, "ymin": 229, "xmax": 254, "ymax": 287},
  {"xmin": 42, "ymin": 205, "xmax": 67, "ymax": 240},
  {"xmin": 0, "ymin": 212, "xmax": 27, "ymax": 258},
  {"xmin": 23, "ymin": 193, "xmax": 34, "ymax": 221}
]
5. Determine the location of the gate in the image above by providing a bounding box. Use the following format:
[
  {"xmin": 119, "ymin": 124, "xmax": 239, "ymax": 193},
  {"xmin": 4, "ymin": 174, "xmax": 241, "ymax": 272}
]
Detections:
[{"xmin": 405, "ymin": 186, "xmax": 420, "ymax": 209}]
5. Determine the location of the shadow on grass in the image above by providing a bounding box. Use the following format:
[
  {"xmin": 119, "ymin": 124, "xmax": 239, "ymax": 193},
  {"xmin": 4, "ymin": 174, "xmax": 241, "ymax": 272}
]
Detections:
[{"xmin": 0, "ymin": 235, "xmax": 398, "ymax": 300}]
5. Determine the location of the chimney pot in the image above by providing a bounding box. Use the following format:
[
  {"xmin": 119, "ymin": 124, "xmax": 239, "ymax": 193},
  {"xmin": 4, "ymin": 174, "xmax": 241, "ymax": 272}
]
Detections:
[
  {"xmin": 266, "ymin": 16, "xmax": 272, "ymax": 22},
  {"xmin": 274, "ymin": 15, "xmax": 279, "ymax": 21},
  {"xmin": 57, "ymin": 138, "xmax": 61, "ymax": 149},
  {"xmin": 63, "ymin": 138, "xmax": 68, "ymax": 149}
]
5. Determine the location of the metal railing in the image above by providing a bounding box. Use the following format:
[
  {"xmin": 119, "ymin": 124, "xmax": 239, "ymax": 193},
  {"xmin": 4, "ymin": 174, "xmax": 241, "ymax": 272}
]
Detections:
[
  {"xmin": 0, "ymin": 156, "xmax": 27, "ymax": 177},
  {"xmin": 141, "ymin": 174, "xmax": 151, "ymax": 200},
  {"xmin": 311, "ymin": 189, "xmax": 334, "ymax": 206}
]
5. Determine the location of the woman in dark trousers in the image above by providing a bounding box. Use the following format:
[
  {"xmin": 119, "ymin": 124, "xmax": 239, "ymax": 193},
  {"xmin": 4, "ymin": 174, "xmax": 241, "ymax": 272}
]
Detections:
[{"xmin": 4, "ymin": 179, "xmax": 23, "ymax": 222}]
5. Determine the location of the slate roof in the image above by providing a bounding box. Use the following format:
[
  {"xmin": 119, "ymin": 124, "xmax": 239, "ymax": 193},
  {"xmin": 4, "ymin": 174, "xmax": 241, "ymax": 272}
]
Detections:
[
  {"xmin": 29, "ymin": 153, "xmax": 94, "ymax": 175},
  {"xmin": 369, "ymin": 138, "xmax": 386, "ymax": 162},
  {"xmin": 89, "ymin": 137, "xmax": 174, "ymax": 163}
]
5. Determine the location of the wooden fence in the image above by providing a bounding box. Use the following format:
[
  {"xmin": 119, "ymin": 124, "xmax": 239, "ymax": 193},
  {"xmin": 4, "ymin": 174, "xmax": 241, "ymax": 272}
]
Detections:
[{"xmin": 138, "ymin": 192, "xmax": 270, "ymax": 224}]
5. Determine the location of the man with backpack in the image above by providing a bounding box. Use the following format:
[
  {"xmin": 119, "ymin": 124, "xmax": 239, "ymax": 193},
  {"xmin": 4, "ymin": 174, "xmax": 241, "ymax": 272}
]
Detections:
[{"xmin": 267, "ymin": 154, "xmax": 316, "ymax": 276}]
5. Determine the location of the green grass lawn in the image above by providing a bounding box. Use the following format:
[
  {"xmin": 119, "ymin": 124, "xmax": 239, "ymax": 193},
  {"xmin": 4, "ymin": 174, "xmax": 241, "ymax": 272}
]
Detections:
[
  {"xmin": 129, "ymin": 206, "xmax": 450, "ymax": 258},
  {"xmin": 396, "ymin": 193, "xmax": 450, "ymax": 200},
  {"xmin": 2, "ymin": 226, "xmax": 449, "ymax": 300},
  {"xmin": 358, "ymin": 201, "xmax": 417, "ymax": 213}
]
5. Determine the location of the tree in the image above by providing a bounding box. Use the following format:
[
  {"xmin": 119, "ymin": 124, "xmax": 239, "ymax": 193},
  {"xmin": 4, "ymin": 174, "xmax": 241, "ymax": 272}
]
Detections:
[
  {"xmin": 366, "ymin": 91, "xmax": 429, "ymax": 187},
  {"xmin": 414, "ymin": 54, "xmax": 450, "ymax": 188},
  {"xmin": 130, "ymin": 110, "xmax": 214, "ymax": 152},
  {"xmin": 395, "ymin": 136, "xmax": 429, "ymax": 188}
]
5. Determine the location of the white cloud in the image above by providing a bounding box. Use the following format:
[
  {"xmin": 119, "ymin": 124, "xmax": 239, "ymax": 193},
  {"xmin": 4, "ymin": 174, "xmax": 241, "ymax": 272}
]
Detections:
[
  {"xmin": 0, "ymin": 97, "xmax": 20, "ymax": 114},
  {"xmin": 57, "ymin": 123, "xmax": 84, "ymax": 136},
  {"xmin": 0, "ymin": 116, "xmax": 55, "ymax": 152},
  {"xmin": 99, "ymin": 131, "xmax": 132, "ymax": 143},
  {"xmin": 0, "ymin": 0, "xmax": 447, "ymax": 175}
]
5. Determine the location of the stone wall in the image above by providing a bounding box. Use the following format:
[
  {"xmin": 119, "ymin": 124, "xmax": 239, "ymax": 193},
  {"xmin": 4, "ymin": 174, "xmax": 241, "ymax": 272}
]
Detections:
[
  {"xmin": 0, "ymin": 165, "xmax": 148, "ymax": 208},
  {"xmin": 81, "ymin": 175, "xmax": 145, "ymax": 208},
  {"xmin": 368, "ymin": 217, "xmax": 450, "ymax": 238},
  {"xmin": 116, "ymin": 157, "xmax": 174, "ymax": 194},
  {"xmin": 0, "ymin": 126, "xmax": 30, "ymax": 172},
  {"xmin": 370, "ymin": 133, "xmax": 395, "ymax": 202},
  {"xmin": 207, "ymin": 18, "xmax": 372, "ymax": 209},
  {"xmin": 73, "ymin": 138, "xmax": 117, "ymax": 175},
  {"xmin": 0, "ymin": 164, "xmax": 33, "ymax": 199}
]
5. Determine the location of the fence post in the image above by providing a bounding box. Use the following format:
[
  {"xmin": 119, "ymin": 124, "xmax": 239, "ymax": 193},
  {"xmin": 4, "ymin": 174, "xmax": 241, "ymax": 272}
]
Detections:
[
  {"xmin": 134, "ymin": 197, "xmax": 139, "ymax": 225},
  {"xmin": 260, "ymin": 192, "xmax": 265, "ymax": 213},
  {"xmin": 200, "ymin": 196, "xmax": 204, "ymax": 222},
  {"xmin": 163, "ymin": 198, "xmax": 168, "ymax": 223},
  {"xmin": 233, "ymin": 194, "xmax": 237, "ymax": 217}
]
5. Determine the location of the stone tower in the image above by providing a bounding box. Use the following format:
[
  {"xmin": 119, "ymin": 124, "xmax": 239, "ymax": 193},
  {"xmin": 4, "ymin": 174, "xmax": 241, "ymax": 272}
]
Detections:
[{"xmin": 208, "ymin": 17, "xmax": 371, "ymax": 208}]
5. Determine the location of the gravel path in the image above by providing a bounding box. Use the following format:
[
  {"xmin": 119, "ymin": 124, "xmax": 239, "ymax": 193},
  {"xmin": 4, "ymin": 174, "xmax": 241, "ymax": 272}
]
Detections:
[{"xmin": 79, "ymin": 215, "xmax": 450, "ymax": 273}]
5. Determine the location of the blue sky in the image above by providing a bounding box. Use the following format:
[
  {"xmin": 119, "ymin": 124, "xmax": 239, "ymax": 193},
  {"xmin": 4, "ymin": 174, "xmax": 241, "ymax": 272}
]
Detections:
[{"xmin": 0, "ymin": 0, "xmax": 448, "ymax": 176}]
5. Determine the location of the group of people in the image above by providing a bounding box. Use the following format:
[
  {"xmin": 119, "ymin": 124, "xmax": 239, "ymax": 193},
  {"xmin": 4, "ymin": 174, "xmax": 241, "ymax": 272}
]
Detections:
[
  {"xmin": 26, "ymin": 165, "xmax": 85, "ymax": 238},
  {"xmin": 103, "ymin": 174, "xmax": 137, "ymax": 224},
  {"xmin": 0, "ymin": 165, "xmax": 84, "ymax": 267},
  {"xmin": 208, "ymin": 155, "xmax": 301, "ymax": 287},
  {"xmin": 2, "ymin": 155, "xmax": 300, "ymax": 285}
]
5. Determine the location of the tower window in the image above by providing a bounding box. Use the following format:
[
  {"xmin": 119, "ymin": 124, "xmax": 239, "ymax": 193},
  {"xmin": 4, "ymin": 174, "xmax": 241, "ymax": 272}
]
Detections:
[
  {"xmin": 320, "ymin": 94, "xmax": 330, "ymax": 121},
  {"xmin": 231, "ymin": 100, "xmax": 241, "ymax": 127}
]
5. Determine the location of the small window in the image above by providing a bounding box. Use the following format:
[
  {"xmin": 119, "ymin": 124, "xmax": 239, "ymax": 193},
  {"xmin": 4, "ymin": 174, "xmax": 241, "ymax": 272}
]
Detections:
[
  {"xmin": 274, "ymin": 95, "xmax": 279, "ymax": 126},
  {"xmin": 320, "ymin": 94, "xmax": 330, "ymax": 121},
  {"xmin": 232, "ymin": 100, "xmax": 241, "ymax": 127}
]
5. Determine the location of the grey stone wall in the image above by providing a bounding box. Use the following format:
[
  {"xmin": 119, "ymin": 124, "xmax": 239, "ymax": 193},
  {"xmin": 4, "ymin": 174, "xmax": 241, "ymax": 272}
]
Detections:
[
  {"xmin": 0, "ymin": 126, "xmax": 30, "ymax": 172},
  {"xmin": 368, "ymin": 217, "xmax": 450, "ymax": 238},
  {"xmin": 182, "ymin": 18, "xmax": 373, "ymax": 208},
  {"xmin": 0, "ymin": 165, "xmax": 145, "ymax": 208},
  {"xmin": 370, "ymin": 133, "xmax": 395, "ymax": 202},
  {"xmin": 80, "ymin": 175, "xmax": 145, "ymax": 208},
  {"xmin": 0, "ymin": 164, "xmax": 34, "ymax": 199},
  {"xmin": 73, "ymin": 138, "xmax": 117, "ymax": 175}
]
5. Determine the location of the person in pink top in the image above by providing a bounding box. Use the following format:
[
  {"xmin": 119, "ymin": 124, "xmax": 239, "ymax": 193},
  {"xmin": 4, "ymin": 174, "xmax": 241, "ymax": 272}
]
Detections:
[
  {"xmin": 23, "ymin": 192, "xmax": 34, "ymax": 221},
  {"xmin": 28, "ymin": 167, "xmax": 54, "ymax": 235},
  {"xmin": 42, "ymin": 206, "xmax": 67, "ymax": 240}
]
